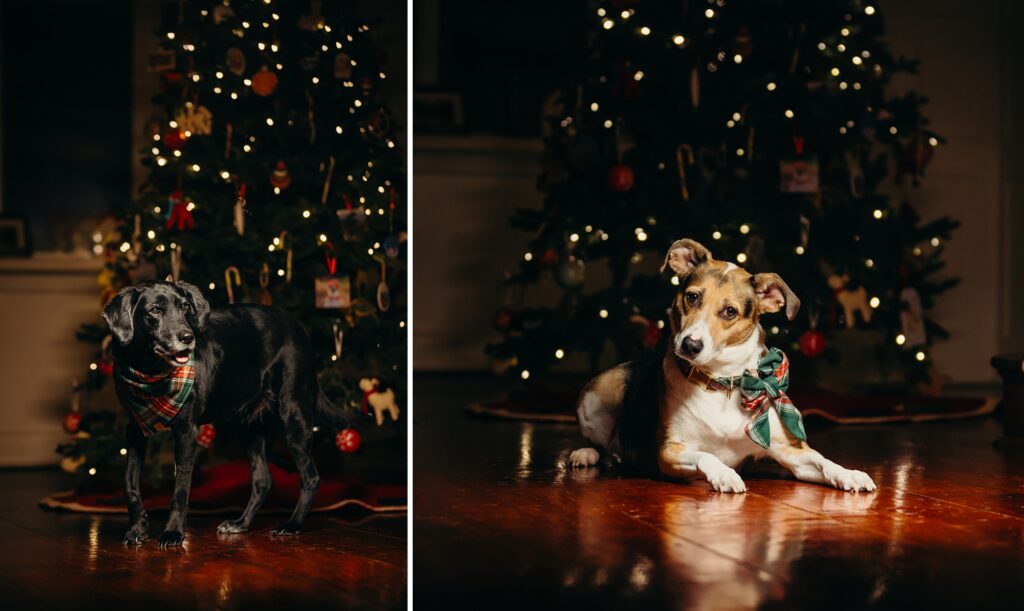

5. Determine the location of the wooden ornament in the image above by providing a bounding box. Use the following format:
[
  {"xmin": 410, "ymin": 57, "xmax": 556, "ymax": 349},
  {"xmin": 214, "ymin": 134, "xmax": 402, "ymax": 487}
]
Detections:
[
  {"xmin": 359, "ymin": 378, "xmax": 400, "ymax": 426},
  {"xmin": 828, "ymin": 274, "xmax": 872, "ymax": 328}
]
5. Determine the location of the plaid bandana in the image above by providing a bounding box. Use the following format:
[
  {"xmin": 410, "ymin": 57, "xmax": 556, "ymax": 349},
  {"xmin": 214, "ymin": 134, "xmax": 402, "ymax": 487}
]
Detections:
[
  {"xmin": 117, "ymin": 356, "xmax": 196, "ymax": 437},
  {"xmin": 737, "ymin": 348, "xmax": 807, "ymax": 449}
]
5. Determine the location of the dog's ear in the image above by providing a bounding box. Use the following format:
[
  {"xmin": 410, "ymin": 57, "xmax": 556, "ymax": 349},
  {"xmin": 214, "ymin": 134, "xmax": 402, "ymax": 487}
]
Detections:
[
  {"xmin": 176, "ymin": 281, "xmax": 211, "ymax": 330},
  {"xmin": 752, "ymin": 273, "xmax": 800, "ymax": 320},
  {"xmin": 660, "ymin": 239, "xmax": 711, "ymax": 277},
  {"xmin": 103, "ymin": 287, "xmax": 140, "ymax": 345}
]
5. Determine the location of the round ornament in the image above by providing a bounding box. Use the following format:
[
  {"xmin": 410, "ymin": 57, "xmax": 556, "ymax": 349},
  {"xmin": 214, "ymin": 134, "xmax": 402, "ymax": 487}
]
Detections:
[
  {"xmin": 163, "ymin": 128, "xmax": 187, "ymax": 150},
  {"xmin": 270, "ymin": 161, "xmax": 292, "ymax": 189},
  {"xmin": 335, "ymin": 428, "xmax": 361, "ymax": 453},
  {"xmin": 607, "ymin": 164, "xmax": 635, "ymax": 192},
  {"xmin": 63, "ymin": 411, "xmax": 82, "ymax": 434},
  {"xmin": 226, "ymin": 47, "xmax": 246, "ymax": 76},
  {"xmin": 799, "ymin": 329, "xmax": 826, "ymax": 358},
  {"xmin": 196, "ymin": 423, "xmax": 216, "ymax": 449},
  {"xmin": 493, "ymin": 307, "xmax": 515, "ymax": 332},
  {"xmin": 251, "ymin": 67, "xmax": 279, "ymax": 97},
  {"xmin": 556, "ymin": 257, "xmax": 586, "ymax": 289}
]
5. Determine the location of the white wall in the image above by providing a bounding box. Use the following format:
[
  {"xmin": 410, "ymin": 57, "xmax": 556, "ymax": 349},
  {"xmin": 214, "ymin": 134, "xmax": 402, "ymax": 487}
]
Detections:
[{"xmin": 414, "ymin": 0, "xmax": 1014, "ymax": 383}]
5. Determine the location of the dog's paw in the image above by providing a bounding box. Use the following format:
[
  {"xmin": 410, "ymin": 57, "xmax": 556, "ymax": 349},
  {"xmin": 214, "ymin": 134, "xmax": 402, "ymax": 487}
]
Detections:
[
  {"xmin": 705, "ymin": 467, "xmax": 747, "ymax": 493},
  {"xmin": 568, "ymin": 448, "xmax": 600, "ymax": 468},
  {"xmin": 157, "ymin": 529, "xmax": 185, "ymax": 549},
  {"xmin": 825, "ymin": 466, "xmax": 877, "ymax": 493},
  {"xmin": 217, "ymin": 519, "xmax": 249, "ymax": 535},
  {"xmin": 270, "ymin": 521, "xmax": 302, "ymax": 536},
  {"xmin": 123, "ymin": 525, "xmax": 148, "ymax": 546}
]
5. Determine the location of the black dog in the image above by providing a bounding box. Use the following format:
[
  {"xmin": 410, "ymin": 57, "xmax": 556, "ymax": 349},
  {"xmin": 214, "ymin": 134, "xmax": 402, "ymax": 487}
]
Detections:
[{"xmin": 103, "ymin": 281, "xmax": 350, "ymax": 547}]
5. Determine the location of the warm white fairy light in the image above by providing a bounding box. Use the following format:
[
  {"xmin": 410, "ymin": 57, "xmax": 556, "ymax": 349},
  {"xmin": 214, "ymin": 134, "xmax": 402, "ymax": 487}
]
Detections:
[
  {"xmin": 736, "ymin": 148, "xmax": 745, "ymax": 157},
  {"xmin": 865, "ymin": 6, "xmax": 876, "ymax": 15},
  {"xmin": 302, "ymin": 210, "xmax": 312, "ymax": 218},
  {"xmin": 243, "ymin": 78, "xmax": 252, "ymax": 86},
  {"xmin": 156, "ymin": 157, "xmax": 168, "ymax": 166},
  {"xmin": 173, "ymin": 150, "xmax": 182, "ymax": 158},
  {"xmin": 784, "ymin": 109, "xmax": 794, "ymax": 118},
  {"xmin": 705, "ymin": 8, "xmax": 715, "ymax": 18},
  {"xmin": 599, "ymin": 309, "xmax": 609, "ymax": 319},
  {"xmin": 865, "ymin": 259, "xmax": 875, "ymax": 268},
  {"xmin": 870, "ymin": 297, "xmax": 881, "ymax": 309},
  {"xmin": 524, "ymin": 252, "xmax": 534, "ymax": 261},
  {"xmin": 88, "ymin": 468, "xmax": 97, "ymax": 476},
  {"xmin": 733, "ymin": 54, "xmax": 743, "ymax": 64},
  {"xmin": 555, "ymin": 349, "xmax": 565, "ymax": 359},
  {"xmin": 602, "ymin": 19, "xmax": 614, "ymax": 30},
  {"xmin": 633, "ymin": 70, "xmax": 644, "ymax": 81},
  {"xmin": 766, "ymin": 82, "xmax": 777, "ymax": 91},
  {"xmin": 931, "ymin": 237, "xmax": 940, "ymax": 246},
  {"xmin": 915, "ymin": 351, "xmax": 926, "ymax": 361},
  {"xmin": 841, "ymin": 27, "xmax": 850, "ymax": 36},
  {"xmin": 739, "ymin": 224, "xmax": 750, "ymax": 234},
  {"xmin": 928, "ymin": 137, "xmax": 939, "ymax": 146},
  {"xmin": 146, "ymin": 230, "xmax": 156, "ymax": 240},
  {"xmin": 896, "ymin": 334, "xmax": 906, "ymax": 345},
  {"xmin": 712, "ymin": 230, "xmax": 722, "ymax": 240},
  {"xmin": 830, "ymin": 67, "xmax": 841, "ymax": 76},
  {"xmin": 167, "ymin": 32, "xmax": 176, "ymax": 40},
  {"xmin": 736, "ymin": 253, "xmax": 748, "ymax": 263},
  {"xmin": 873, "ymin": 209, "xmax": 883, "ymax": 219},
  {"xmin": 673, "ymin": 34, "xmax": 685, "ymax": 46},
  {"xmin": 521, "ymin": 370, "xmax": 531, "ymax": 380},
  {"xmin": 569, "ymin": 233, "xmax": 580, "ymax": 242},
  {"xmin": 852, "ymin": 56, "xmax": 863, "ymax": 66},
  {"xmin": 119, "ymin": 448, "xmax": 128, "ymax": 456},
  {"xmin": 795, "ymin": 246, "xmax": 805, "ymax": 255},
  {"xmin": 640, "ymin": 26, "xmax": 651, "ymax": 36},
  {"xmin": 817, "ymin": 42, "xmax": 827, "ymax": 50},
  {"xmin": 670, "ymin": 276, "xmax": 680, "ymax": 286},
  {"xmin": 230, "ymin": 92, "xmax": 238, "ymax": 100},
  {"xmin": 840, "ymin": 82, "xmax": 848, "ymax": 90}
]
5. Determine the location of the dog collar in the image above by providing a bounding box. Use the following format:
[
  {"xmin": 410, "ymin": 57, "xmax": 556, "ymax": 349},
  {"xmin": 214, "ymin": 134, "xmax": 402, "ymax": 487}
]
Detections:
[
  {"xmin": 116, "ymin": 356, "xmax": 196, "ymax": 437},
  {"xmin": 675, "ymin": 348, "xmax": 807, "ymax": 448}
]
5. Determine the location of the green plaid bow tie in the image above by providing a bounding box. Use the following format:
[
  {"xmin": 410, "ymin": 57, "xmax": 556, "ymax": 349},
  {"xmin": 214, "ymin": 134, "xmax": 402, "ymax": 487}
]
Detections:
[{"xmin": 736, "ymin": 348, "xmax": 807, "ymax": 449}]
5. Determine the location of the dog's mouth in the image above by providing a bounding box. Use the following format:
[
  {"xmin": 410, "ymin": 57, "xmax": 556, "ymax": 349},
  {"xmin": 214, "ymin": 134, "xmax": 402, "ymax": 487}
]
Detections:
[{"xmin": 155, "ymin": 348, "xmax": 192, "ymax": 365}]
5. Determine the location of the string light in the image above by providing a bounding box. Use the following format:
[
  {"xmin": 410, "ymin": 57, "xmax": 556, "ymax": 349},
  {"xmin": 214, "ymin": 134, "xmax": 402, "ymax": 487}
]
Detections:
[
  {"xmin": 524, "ymin": 252, "xmax": 533, "ymax": 261},
  {"xmin": 931, "ymin": 237, "xmax": 941, "ymax": 246},
  {"xmin": 599, "ymin": 309, "xmax": 609, "ymax": 319},
  {"xmin": 147, "ymin": 230, "xmax": 156, "ymax": 239},
  {"xmin": 928, "ymin": 137, "xmax": 939, "ymax": 146},
  {"xmin": 736, "ymin": 253, "xmax": 748, "ymax": 263},
  {"xmin": 733, "ymin": 54, "xmax": 743, "ymax": 64},
  {"xmin": 873, "ymin": 209, "xmax": 883, "ymax": 219},
  {"xmin": 784, "ymin": 109, "xmax": 794, "ymax": 118},
  {"xmin": 640, "ymin": 26, "xmax": 651, "ymax": 36},
  {"xmin": 915, "ymin": 351, "xmax": 926, "ymax": 361},
  {"xmin": 865, "ymin": 6, "xmax": 876, "ymax": 15},
  {"xmin": 89, "ymin": 362, "xmax": 98, "ymax": 370},
  {"xmin": 766, "ymin": 82, "xmax": 777, "ymax": 91},
  {"xmin": 602, "ymin": 19, "xmax": 614, "ymax": 30},
  {"xmin": 712, "ymin": 230, "xmax": 722, "ymax": 240},
  {"xmin": 896, "ymin": 334, "xmax": 906, "ymax": 345},
  {"xmin": 739, "ymin": 224, "xmax": 750, "ymax": 234},
  {"xmin": 521, "ymin": 370, "xmax": 531, "ymax": 380},
  {"xmin": 673, "ymin": 34, "xmax": 686, "ymax": 46},
  {"xmin": 837, "ymin": 43, "xmax": 847, "ymax": 53},
  {"xmin": 795, "ymin": 246, "xmax": 805, "ymax": 255},
  {"xmin": 705, "ymin": 8, "xmax": 715, "ymax": 18},
  {"xmin": 302, "ymin": 210, "xmax": 312, "ymax": 218},
  {"xmin": 670, "ymin": 276, "xmax": 680, "ymax": 286},
  {"xmin": 865, "ymin": 259, "xmax": 875, "ymax": 268},
  {"xmin": 119, "ymin": 448, "xmax": 128, "ymax": 456},
  {"xmin": 869, "ymin": 297, "xmax": 880, "ymax": 308},
  {"xmin": 555, "ymin": 349, "xmax": 565, "ymax": 359}
]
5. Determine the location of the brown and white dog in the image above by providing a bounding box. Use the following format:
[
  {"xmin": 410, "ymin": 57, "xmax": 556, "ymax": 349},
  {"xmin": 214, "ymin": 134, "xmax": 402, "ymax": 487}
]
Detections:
[{"xmin": 569, "ymin": 238, "xmax": 876, "ymax": 493}]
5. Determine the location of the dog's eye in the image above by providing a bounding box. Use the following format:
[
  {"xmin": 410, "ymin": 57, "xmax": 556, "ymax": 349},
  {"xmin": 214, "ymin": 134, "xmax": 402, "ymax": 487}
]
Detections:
[
  {"xmin": 149, "ymin": 307, "xmax": 162, "ymax": 316},
  {"xmin": 180, "ymin": 301, "xmax": 191, "ymax": 311},
  {"xmin": 685, "ymin": 292, "xmax": 700, "ymax": 307},
  {"xmin": 721, "ymin": 306, "xmax": 738, "ymax": 320}
]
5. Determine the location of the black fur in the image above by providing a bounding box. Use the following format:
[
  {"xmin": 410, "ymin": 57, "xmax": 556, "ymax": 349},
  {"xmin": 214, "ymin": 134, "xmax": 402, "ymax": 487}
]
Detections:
[{"xmin": 103, "ymin": 281, "xmax": 349, "ymax": 548}]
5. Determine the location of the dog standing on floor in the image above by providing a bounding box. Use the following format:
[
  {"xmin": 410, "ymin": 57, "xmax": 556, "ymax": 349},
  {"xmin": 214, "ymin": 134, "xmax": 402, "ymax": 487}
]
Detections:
[
  {"xmin": 103, "ymin": 281, "xmax": 350, "ymax": 547},
  {"xmin": 569, "ymin": 238, "xmax": 876, "ymax": 494}
]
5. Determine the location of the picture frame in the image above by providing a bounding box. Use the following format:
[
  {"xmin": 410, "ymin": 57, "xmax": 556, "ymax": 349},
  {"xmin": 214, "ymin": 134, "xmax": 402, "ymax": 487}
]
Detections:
[{"xmin": 0, "ymin": 215, "xmax": 31, "ymax": 257}]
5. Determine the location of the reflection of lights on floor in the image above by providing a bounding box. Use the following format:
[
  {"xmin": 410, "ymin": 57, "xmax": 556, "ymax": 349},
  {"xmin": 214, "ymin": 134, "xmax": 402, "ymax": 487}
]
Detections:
[
  {"xmin": 87, "ymin": 517, "xmax": 100, "ymax": 572},
  {"xmin": 218, "ymin": 573, "xmax": 233, "ymax": 607},
  {"xmin": 629, "ymin": 556, "xmax": 654, "ymax": 591},
  {"xmin": 518, "ymin": 424, "xmax": 534, "ymax": 472}
]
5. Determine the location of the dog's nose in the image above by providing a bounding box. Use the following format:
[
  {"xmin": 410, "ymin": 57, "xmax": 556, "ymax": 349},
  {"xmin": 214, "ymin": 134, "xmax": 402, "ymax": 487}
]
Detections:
[
  {"xmin": 681, "ymin": 336, "xmax": 703, "ymax": 357},
  {"xmin": 177, "ymin": 331, "xmax": 194, "ymax": 344}
]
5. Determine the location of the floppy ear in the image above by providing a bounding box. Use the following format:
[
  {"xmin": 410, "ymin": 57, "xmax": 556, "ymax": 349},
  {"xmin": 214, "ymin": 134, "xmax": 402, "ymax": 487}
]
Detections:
[
  {"xmin": 660, "ymin": 239, "xmax": 711, "ymax": 277},
  {"xmin": 103, "ymin": 287, "xmax": 139, "ymax": 345},
  {"xmin": 752, "ymin": 273, "xmax": 800, "ymax": 320},
  {"xmin": 176, "ymin": 281, "xmax": 211, "ymax": 330}
]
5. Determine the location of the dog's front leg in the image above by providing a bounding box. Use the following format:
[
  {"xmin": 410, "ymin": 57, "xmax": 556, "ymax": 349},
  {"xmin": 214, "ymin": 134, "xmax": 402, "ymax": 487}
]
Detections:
[
  {"xmin": 659, "ymin": 441, "xmax": 746, "ymax": 493},
  {"xmin": 159, "ymin": 420, "xmax": 199, "ymax": 548},
  {"xmin": 771, "ymin": 442, "xmax": 876, "ymax": 493},
  {"xmin": 123, "ymin": 423, "xmax": 149, "ymax": 545}
]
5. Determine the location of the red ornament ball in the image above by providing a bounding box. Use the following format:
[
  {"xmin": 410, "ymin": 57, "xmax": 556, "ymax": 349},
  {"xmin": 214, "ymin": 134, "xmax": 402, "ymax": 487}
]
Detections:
[
  {"xmin": 63, "ymin": 411, "xmax": 82, "ymax": 434},
  {"xmin": 162, "ymin": 128, "xmax": 187, "ymax": 151},
  {"xmin": 336, "ymin": 428, "xmax": 361, "ymax": 453},
  {"xmin": 540, "ymin": 248, "xmax": 559, "ymax": 267},
  {"xmin": 196, "ymin": 423, "xmax": 217, "ymax": 449},
  {"xmin": 251, "ymin": 67, "xmax": 279, "ymax": 97},
  {"xmin": 799, "ymin": 330, "xmax": 826, "ymax": 358},
  {"xmin": 493, "ymin": 307, "xmax": 515, "ymax": 332},
  {"xmin": 98, "ymin": 359, "xmax": 114, "ymax": 377},
  {"xmin": 607, "ymin": 164, "xmax": 635, "ymax": 192}
]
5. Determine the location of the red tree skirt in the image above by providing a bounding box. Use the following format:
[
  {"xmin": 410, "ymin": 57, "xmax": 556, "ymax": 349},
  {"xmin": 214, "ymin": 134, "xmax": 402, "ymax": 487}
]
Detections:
[
  {"xmin": 466, "ymin": 384, "xmax": 996, "ymax": 425},
  {"xmin": 39, "ymin": 461, "xmax": 406, "ymax": 515}
]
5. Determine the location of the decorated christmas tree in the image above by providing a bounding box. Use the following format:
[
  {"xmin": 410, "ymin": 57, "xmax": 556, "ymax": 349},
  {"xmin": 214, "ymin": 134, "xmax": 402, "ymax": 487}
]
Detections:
[
  {"xmin": 60, "ymin": 0, "xmax": 406, "ymax": 485},
  {"xmin": 487, "ymin": 0, "xmax": 958, "ymax": 390}
]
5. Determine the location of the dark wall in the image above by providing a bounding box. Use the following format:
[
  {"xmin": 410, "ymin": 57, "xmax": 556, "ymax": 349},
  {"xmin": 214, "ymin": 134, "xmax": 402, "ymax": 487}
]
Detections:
[{"xmin": 1, "ymin": 0, "xmax": 133, "ymax": 252}]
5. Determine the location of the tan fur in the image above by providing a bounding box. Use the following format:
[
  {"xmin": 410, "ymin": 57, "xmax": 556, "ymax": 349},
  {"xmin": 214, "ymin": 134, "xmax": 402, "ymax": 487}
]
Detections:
[{"xmin": 675, "ymin": 261, "xmax": 759, "ymax": 350}]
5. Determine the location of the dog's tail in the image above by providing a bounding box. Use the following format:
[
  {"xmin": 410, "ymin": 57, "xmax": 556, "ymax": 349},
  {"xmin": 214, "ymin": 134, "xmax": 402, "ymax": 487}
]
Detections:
[{"xmin": 314, "ymin": 390, "xmax": 354, "ymax": 432}]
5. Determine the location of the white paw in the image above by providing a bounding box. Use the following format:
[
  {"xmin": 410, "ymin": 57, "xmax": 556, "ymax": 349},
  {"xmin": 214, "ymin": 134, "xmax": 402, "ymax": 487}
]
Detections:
[
  {"xmin": 705, "ymin": 467, "xmax": 747, "ymax": 493},
  {"xmin": 826, "ymin": 466, "xmax": 877, "ymax": 493},
  {"xmin": 568, "ymin": 448, "xmax": 600, "ymax": 468}
]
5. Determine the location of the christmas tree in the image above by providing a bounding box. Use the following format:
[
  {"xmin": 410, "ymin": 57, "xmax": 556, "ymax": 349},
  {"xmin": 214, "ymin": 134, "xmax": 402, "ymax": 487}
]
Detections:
[
  {"xmin": 487, "ymin": 0, "xmax": 958, "ymax": 389},
  {"xmin": 60, "ymin": 0, "xmax": 406, "ymax": 485}
]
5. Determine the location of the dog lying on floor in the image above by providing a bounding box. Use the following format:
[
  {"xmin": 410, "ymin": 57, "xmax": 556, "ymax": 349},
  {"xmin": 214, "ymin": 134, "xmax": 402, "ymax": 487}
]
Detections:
[
  {"xmin": 103, "ymin": 281, "xmax": 351, "ymax": 547},
  {"xmin": 569, "ymin": 239, "xmax": 876, "ymax": 494}
]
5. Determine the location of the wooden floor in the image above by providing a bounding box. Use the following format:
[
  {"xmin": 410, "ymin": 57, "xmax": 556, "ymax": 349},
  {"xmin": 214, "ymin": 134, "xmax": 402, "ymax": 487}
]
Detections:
[
  {"xmin": 0, "ymin": 470, "xmax": 406, "ymax": 609},
  {"xmin": 414, "ymin": 375, "xmax": 1024, "ymax": 611}
]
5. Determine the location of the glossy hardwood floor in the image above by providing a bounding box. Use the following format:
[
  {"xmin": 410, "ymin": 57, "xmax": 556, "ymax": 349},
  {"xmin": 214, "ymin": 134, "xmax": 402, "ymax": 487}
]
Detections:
[
  {"xmin": 0, "ymin": 469, "xmax": 406, "ymax": 609},
  {"xmin": 414, "ymin": 375, "xmax": 1023, "ymax": 611}
]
